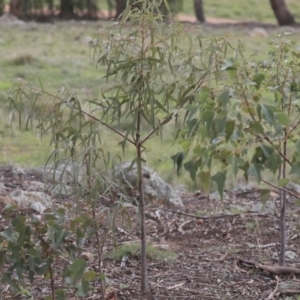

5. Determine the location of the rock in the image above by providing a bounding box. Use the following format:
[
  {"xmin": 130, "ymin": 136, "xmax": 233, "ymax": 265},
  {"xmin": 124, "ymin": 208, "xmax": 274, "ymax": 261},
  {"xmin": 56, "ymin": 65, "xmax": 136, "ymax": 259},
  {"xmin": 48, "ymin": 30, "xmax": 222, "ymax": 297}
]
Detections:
[
  {"xmin": 0, "ymin": 182, "xmax": 7, "ymax": 192},
  {"xmin": 272, "ymin": 250, "xmax": 298, "ymax": 261},
  {"xmin": 51, "ymin": 184, "xmax": 73, "ymax": 197},
  {"xmin": 0, "ymin": 13, "xmax": 25, "ymax": 26},
  {"xmin": 25, "ymin": 181, "xmax": 45, "ymax": 192},
  {"xmin": 286, "ymin": 182, "xmax": 300, "ymax": 196},
  {"xmin": 209, "ymin": 191, "xmax": 229, "ymax": 201},
  {"xmin": 113, "ymin": 162, "xmax": 183, "ymax": 206},
  {"xmin": 249, "ymin": 27, "xmax": 268, "ymax": 37},
  {"xmin": 9, "ymin": 189, "xmax": 52, "ymax": 213},
  {"xmin": 250, "ymin": 200, "xmax": 276, "ymax": 215},
  {"xmin": 278, "ymin": 281, "xmax": 300, "ymax": 294},
  {"xmin": 37, "ymin": 161, "xmax": 86, "ymax": 185}
]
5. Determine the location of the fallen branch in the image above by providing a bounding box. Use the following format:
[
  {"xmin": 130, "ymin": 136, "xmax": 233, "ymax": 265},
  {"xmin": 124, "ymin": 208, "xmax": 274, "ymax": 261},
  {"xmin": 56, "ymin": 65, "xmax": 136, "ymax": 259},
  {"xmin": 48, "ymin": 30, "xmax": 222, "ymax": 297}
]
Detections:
[
  {"xmin": 257, "ymin": 263, "xmax": 300, "ymax": 275},
  {"xmin": 162, "ymin": 209, "xmax": 268, "ymax": 220},
  {"xmin": 238, "ymin": 259, "xmax": 300, "ymax": 275},
  {"xmin": 203, "ymin": 252, "xmax": 229, "ymax": 262},
  {"xmin": 145, "ymin": 212, "xmax": 168, "ymax": 236}
]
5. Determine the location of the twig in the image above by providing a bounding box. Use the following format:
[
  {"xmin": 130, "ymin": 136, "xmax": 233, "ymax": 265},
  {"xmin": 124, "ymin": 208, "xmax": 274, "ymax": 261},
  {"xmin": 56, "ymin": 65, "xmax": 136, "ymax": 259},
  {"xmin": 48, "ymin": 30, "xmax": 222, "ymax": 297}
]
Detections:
[
  {"xmin": 266, "ymin": 276, "xmax": 279, "ymax": 300},
  {"xmin": 203, "ymin": 252, "xmax": 229, "ymax": 262},
  {"xmin": 262, "ymin": 179, "xmax": 300, "ymax": 198},
  {"xmin": 256, "ymin": 263, "xmax": 300, "ymax": 275},
  {"xmin": 145, "ymin": 212, "xmax": 168, "ymax": 235},
  {"xmin": 166, "ymin": 282, "xmax": 185, "ymax": 290}
]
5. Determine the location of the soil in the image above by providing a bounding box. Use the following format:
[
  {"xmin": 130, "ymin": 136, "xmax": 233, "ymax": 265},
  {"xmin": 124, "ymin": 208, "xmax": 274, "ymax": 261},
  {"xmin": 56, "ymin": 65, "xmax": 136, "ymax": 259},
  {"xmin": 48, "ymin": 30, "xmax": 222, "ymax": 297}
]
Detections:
[{"xmin": 1, "ymin": 165, "xmax": 300, "ymax": 299}]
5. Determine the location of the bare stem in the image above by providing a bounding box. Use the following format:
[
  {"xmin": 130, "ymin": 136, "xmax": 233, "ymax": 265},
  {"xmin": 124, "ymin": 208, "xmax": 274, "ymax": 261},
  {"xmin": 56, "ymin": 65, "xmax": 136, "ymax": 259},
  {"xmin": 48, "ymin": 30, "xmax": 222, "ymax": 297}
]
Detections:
[
  {"xmin": 84, "ymin": 154, "xmax": 106, "ymax": 299},
  {"xmin": 48, "ymin": 262, "xmax": 55, "ymax": 300},
  {"xmin": 279, "ymin": 137, "xmax": 287, "ymax": 266},
  {"xmin": 137, "ymin": 105, "xmax": 147, "ymax": 292}
]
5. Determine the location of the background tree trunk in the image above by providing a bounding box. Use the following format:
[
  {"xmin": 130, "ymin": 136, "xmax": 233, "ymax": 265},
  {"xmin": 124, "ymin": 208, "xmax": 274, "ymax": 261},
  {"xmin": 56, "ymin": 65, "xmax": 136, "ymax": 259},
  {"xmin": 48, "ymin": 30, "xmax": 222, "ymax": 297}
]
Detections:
[
  {"xmin": 269, "ymin": 0, "xmax": 295, "ymax": 26},
  {"xmin": 194, "ymin": 0, "xmax": 205, "ymax": 23},
  {"xmin": 60, "ymin": 0, "xmax": 74, "ymax": 19},
  {"xmin": 115, "ymin": 0, "xmax": 126, "ymax": 19},
  {"xmin": 9, "ymin": 0, "xmax": 22, "ymax": 17}
]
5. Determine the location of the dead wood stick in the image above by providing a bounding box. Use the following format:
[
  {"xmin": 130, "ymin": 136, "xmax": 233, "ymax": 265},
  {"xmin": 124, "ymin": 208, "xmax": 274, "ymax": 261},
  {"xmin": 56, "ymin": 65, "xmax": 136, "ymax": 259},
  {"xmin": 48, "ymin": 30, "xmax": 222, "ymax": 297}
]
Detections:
[
  {"xmin": 145, "ymin": 212, "xmax": 168, "ymax": 235},
  {"xmin": 162, "ymin": 209, "xmax": 268, "ymax": 220},
  {"xmin": 257, "ymin": 263, "xmax": 300, "ymax": 275},
  {"xmin": 262, "ymin": 179, "xmax": 300, "ymax": 198},
  {"xmin": 203, "ymin": 252, "xmax": 229, "ymax": 262}
]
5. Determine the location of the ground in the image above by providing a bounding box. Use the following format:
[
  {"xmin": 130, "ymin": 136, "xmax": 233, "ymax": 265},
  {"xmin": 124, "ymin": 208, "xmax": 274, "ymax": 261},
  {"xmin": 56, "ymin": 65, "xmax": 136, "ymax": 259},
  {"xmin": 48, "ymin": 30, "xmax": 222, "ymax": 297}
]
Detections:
[{"xmin": 1, "ymin": 165, "xmax": 300, "ymax": 300}]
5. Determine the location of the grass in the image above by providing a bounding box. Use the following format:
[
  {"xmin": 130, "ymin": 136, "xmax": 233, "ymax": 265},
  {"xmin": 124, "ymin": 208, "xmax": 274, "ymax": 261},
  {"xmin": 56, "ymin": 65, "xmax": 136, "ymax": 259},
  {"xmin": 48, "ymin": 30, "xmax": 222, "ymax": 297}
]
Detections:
[
  {"xmin": 2, "ymin": 0, "xmax": 300, "ymax": 24},
  {"xmin": 107, "ymin": 241, "xmax": 177, "ymax": 262},
  {"xmin": 92, "ymin": 0, "xmax": 300, "ymax": 24},
  {"xmin": 1, "ymin": 13, "xmax": 300, "ymax": 190},
  {"xmin": 182, "ymin": 0, "xmax": 300, "ymax": 24}
]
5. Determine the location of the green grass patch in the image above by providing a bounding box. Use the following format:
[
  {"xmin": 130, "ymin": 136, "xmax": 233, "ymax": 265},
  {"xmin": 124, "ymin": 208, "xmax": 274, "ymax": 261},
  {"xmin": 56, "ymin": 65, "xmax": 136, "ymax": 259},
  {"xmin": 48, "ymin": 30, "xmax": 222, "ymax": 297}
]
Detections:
[
  {"xmin": 107, "ymin": 242, "xmax": 177, "ymax": 262},
  {"xmin": 181, "ymin": 0, "xmax": 300, "ymax": 23}
]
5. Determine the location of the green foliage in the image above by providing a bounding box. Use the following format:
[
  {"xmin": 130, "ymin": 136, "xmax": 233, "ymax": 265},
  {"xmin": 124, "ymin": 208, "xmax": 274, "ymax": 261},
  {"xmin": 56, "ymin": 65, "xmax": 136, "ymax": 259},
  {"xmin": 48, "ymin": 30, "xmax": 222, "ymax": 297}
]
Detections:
[
  {"xmin": 175, "ymin": 34, "xmax": 300, "ymax": 199},
  {"xmin": 6, "ymin": 0, "xmax": 300, "ymax": 294},
  {"xmin": 7, "ymin": 0, "xmax": 226, "ymax": 293},
  {"xmin": 0, "ymin": 208, "xmax": 93, "ymax": 297},
  {"xmin": 108, "ymin": 242, "xmax": 177, "ymax": 262}
]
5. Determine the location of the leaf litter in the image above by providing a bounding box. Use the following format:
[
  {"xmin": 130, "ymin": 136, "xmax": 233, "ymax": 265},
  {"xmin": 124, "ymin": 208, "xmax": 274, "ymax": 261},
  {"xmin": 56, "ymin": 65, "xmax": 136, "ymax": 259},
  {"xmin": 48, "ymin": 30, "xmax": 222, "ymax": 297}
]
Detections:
[{"xmin": 0, "ymin": 165, "xmax": 300, "ymax": 299}]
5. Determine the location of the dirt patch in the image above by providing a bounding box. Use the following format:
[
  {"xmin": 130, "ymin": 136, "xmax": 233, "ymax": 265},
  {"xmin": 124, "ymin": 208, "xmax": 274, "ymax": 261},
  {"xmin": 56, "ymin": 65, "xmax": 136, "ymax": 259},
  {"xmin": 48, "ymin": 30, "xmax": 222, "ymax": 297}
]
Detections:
[{"xmin": 1, "ymin": 165, "xmax": 300, "ymax": 299}]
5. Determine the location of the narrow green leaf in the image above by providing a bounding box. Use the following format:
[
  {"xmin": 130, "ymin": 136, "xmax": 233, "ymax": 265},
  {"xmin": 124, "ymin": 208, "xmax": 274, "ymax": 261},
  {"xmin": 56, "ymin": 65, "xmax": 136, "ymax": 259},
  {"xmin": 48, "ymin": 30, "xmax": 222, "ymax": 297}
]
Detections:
[
  {"xmin": 217, "ymin": 90, "xmax": 230, "ymax": 107},
  {"xmin": 171, "ymin": 152, "xmax": 185, "ymax": 175},
  {"xmin": 199, "ymin": 171, "xmax": 211, "ymax": 193},
  {"xmin": 211, "ymin": 171, "xmax": 226, "ymax": 199},
  {"xmin": 247, "ymin": 164, "xmax": 263, "ymax": 183},
  {"xmin": 252, "ymin": 73, "xmax": 265, "ymax": 89},
  {"xmin": 260, "ymin": 189, "xmax": 270, "ymax": 205},
  {"xmin": 83, "ymin": 271, "xmax": 96, "ymax": 281},
  {"xmin": 290, "ymin": 162, "xmax": 300, "ymax": 176},
  {"xmin": 199, "ymin": 87, "xmax": 211, "ymax": 103},
  {"xmin": 55, "ymin": 289, "xmax": 66, "ymax": 300},
  {"xmin": 184, "ymin": 161, "xmax": 199, "ymax": 181},
  {"xmin": 231, "ymin": 155, "xmax": 238, "ymax": 177},
  {"xmin": 69, "ymin": 259, "xmax": 87, "ymax": 284},
  {"xmin": 201, "ymin": 110, "xmax": 214, "ymax": 132},
  {"xmin": 278, "ymin": 178, "xmax": 289, "ymax": 187},
  {"xmin": 225, "ymin": 119, "xmax": 235, "ymax": 142},
  {"xmin": 276, "ymin": 112, "xmax": 289, "ymax": 126},
  {"xmin": 1, "ymin": 273, "xmax": 20, "ymax": 292},
  {"xmin": 261, "ymin": 104, "xmax": 275, "ymax": 125},
  {"xmin": 76, "ymin": 279, "xmax": 89, "ymax": 297},
  {"xmin": 221, "ymin": 58, "xmax": 236, "ymax": 71}
]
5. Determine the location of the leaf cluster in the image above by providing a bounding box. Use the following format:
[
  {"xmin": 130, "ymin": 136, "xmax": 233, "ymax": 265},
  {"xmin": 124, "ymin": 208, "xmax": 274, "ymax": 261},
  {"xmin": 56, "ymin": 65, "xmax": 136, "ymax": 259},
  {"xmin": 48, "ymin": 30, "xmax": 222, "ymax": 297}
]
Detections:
[{"xmin": 174, "ymin": 34, "xmax": 300, "ymax": 198}]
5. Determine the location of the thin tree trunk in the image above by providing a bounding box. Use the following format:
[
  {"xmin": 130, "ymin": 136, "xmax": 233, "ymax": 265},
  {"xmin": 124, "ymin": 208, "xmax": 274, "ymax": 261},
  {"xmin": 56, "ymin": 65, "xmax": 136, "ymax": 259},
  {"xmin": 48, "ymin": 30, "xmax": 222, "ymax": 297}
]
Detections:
[
  {"xmin": 194, "ymin": 0, "xmax": 205, "ymax": 23},
  {"xmin": 115, "ymin": 0, "xmax": 126, "ymax": 19},
  {"xmin": 9, "ymin": 0, "xmax": 22, "ymax": 17},
  {"xmin": 279, "ymin": 139, "xmax": 287, "ymax": 266},
  {"xmin": 269, "ymin": 0, "xmax": 295, "ymax": 26},
  {"xmin": 136, "ymin": 107, "xmax": 148, "ymax": 292},
  {"xmin": 60, "ymin": 0, "xmax": 74, "ymax": 19}
]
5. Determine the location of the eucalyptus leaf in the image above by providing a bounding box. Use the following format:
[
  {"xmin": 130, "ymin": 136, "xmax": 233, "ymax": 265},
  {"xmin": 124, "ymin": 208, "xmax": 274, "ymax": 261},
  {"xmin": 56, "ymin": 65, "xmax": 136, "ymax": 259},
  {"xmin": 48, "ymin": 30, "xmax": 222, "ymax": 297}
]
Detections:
[{"xmin": 211, "ymin": 171, "xmax": 226, "ymax": 199}]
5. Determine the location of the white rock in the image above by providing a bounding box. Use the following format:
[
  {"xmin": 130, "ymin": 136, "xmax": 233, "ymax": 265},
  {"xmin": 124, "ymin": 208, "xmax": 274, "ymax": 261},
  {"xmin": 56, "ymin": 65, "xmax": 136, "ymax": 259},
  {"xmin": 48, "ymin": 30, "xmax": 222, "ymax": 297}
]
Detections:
[
  {"xmin": 286, "ymin": 182, "xmax": 300, "ymax": 195},
  {"xmin": 250, "ymin": 200, "xmax": 275, "ymax": 215},
  {"xmin": 113, "ymin": 162, "xmax": 183, "ymax": 206},
  {"xmin": 9, "ymin": 189, "xmax": 52, "ymax": 213}
]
